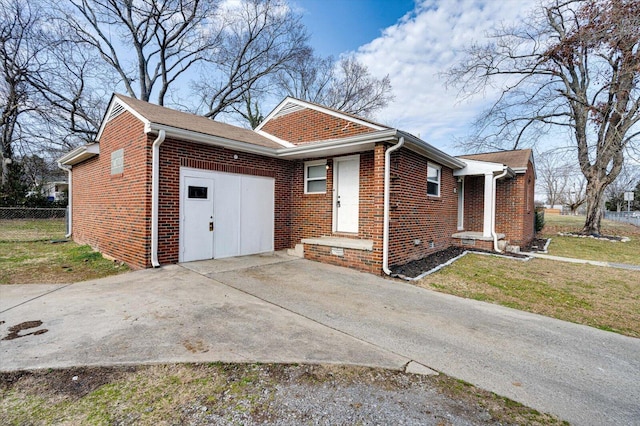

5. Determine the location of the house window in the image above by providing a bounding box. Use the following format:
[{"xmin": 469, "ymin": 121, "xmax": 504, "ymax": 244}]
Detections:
[
  {"xmin": 305, "ymin": 160, "xmax": 327, "ymax": 194},
  {"xmin": 427, "ymin": 164, "xmax": 441, "ymax": 197},
  {"xmin": 111, "ymin": 148, "xmax": 124, "ymax": 175},
  {"xmin": 188, "ymin": 186, "xmax": 208, "ymax": 199}
]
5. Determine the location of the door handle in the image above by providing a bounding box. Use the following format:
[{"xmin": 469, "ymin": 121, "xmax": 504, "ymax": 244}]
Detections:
[
  {"xmin": 337, "ymin": 196, "xmax": 341, "ymax": 208},
  {"xmin": 209, "ymin": 222, "xmax": 214, "ymax": 232}
]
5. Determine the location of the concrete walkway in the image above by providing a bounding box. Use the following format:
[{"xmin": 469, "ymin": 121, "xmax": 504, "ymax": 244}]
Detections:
[
  {"xmin": 525, "ymin": 252, "xmax": 640, "ymax": 271},
  {"xmin": 2, "ymin": 253, "xmax": 639, "ymax": 425}
]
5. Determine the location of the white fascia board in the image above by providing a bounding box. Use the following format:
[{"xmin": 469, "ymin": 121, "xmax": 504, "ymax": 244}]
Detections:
[
  {"xmin": 398, "ymin": 131, "xmax": 466, "ymax": 170},
  {"xmin": 57, "ymin": 143, "xmax": 100, "ymax": 166},
  {"xmin": 147, "ymin": 124, "xmax": 278, "ymax": 158},
  {"xmin": 95, "ymin": 95, "xmax": 150, "ymax": 141},
  {"xmin": 275, "ymin": 129, "xmax": 398, "ymax": 159},
  {"xmin": 256, "ymin": 96, "xmax": 387, "ymax": 133},
  {"xmin": 254, "ymin": 129, "xmax": 296, "ymax": 147},
  {"xmin": 512, "ymin": 167, "xmax": 528, "ymax": 174},
  {"xmin": 454, "ymin": 159, "xmax": 504, "ymax": 176}
]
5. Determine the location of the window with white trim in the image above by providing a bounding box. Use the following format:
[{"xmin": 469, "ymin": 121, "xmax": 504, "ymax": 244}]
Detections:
[
  {"xmin": 427, "ymin": 163, "xmax": 441, "ymax": 197},
  {"xmin": 304, "ymin": 160, "xmax": 327, "ymax": 194}
]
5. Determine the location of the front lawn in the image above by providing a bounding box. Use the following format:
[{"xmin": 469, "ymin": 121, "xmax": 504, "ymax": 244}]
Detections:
[
  {"xmin": 541, "ymin": 214, "xmax": 640, "ymax": 264},
  {"xmin": 416, "ymin": 214, "xmax": 640, "ymax": 337}
]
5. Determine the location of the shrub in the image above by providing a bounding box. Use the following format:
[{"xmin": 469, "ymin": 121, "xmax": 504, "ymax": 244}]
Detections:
[{"xmin": 535, "ymin": 209, "xmax": 545, "ymax": 233}]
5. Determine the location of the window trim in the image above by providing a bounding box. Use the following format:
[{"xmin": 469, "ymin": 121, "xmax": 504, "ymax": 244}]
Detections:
[
  {"xmin": 304, "ymin": 160, "xmax": 327, "ymax": 194},
  {"xmin": 427, "ymin": 163, "xmax": 441, "ymax": 197}
]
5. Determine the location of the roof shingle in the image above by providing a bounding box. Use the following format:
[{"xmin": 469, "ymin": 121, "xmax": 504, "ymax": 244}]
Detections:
[
  {"xmin": 114, "ymin": 94, "xmax": 282, "ymax": 149},
  {"xmin": 459, "ymin": 149, "xmax": 533, "ymax": 170}
]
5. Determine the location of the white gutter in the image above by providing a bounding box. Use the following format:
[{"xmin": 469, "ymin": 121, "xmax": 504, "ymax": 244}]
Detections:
[
  {"xmin": 151, "ymin": 130, "xmax": 166, "ymax": 267},
  {"xmin": 148, "ymin": 124, "xmax": 277, "ymax": 158},
  {"xmin": 57, "ymin": 163, "xmax": 72, "ymax": 238},
  {"xmin": 492, "ymin": 166, "xmax": 510, "ymax": 252},
  {"xmin": 383, "ymin": 137, "xmax": 405, "ymax": 275}
]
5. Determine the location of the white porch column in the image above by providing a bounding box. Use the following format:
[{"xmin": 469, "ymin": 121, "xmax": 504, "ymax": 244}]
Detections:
[{"xmin": 483, "ymin": 172, "xmax": 494, "ymax": 238}]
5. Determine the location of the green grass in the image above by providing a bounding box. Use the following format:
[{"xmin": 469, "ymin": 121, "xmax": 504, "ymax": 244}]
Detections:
[
  {"xmin": 0, "ymin": 218, "xmax": 67, "ymax": 241},
  {"xmin": 416, "ymin": 214, "xmax": 640, "ymax": 337},
  {"xmin": 541, "ymin": 214, "xmax": 640, "ymax": 264},
  {"xmin": 0, "ymin": 219, "xmax": 128, "ymax": 284}
]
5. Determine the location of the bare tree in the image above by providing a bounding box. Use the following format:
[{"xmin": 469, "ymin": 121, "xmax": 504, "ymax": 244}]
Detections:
[
  {"xmin": 195, "ymin": 0, "xmax": 308, "ymax": 119},
  {"xmin": 1, "ymin": 0, "xmax": 111, "ymax": 195},
  {"xmin": 448, "ymin": 0, "xmax": 640, "ymax": 235},
  {"xmin": 605, "ymin": 164, "xmax": 640, "ymax": 211},
  {"xmin": 1, "ymin": 0, "xmax": 39, "ymax": 186},
  {"xmin": 563, "ymin": 179, "xmax": 587, "ymax": 215},
  {"xmin": 273, "ymin": 49, "xmax": 332, "ymax": 104},
  {"xmin": 274, "ymin": 52, "xmax": 394, "ymax": 118},
  {"xmin": 537, "ymin": 150, "xmax": 574, "ymax": 207},
  {"xmin": 61, "ymin": 0, "xmax": 220, "ymax": 105}
]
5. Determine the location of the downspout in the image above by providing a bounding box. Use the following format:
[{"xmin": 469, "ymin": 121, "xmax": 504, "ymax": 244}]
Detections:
[
  {"xmin": 58, "ymin": 163, "xmax": 72, "ymax": 238},
  {"xmin": 383, "ymin": 136, "xmax": 405, "ymax": 275},
  {"xmin": 491, "ymin": 166, "xmax": 509, "ymax": 252},
  {"xmin": 151, "ymin": 130, "xmax": 166, "ymax": 268}
]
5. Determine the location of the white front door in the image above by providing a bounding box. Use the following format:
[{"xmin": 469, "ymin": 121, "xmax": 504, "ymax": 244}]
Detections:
[
  {"xmin": 182, "ymin": 175, "xmax": 214, "ymax": 262},
  {"xmin": 334, "ymin": 155, "xmax": 360, "ymax": 233}
]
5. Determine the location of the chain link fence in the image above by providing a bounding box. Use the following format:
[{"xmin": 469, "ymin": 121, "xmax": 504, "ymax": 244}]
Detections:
[
  {"xmin": 0, "ymin": 207, "xmax": 68, "ymax": 242},
  {"xmin": 604, "ymin": 211, "xmax": 640, "ymax": 227}
]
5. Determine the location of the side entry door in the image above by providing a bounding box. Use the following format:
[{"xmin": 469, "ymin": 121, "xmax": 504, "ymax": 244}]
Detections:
[{"xmin": 182, "ymin": 176, "xmax": 214, "ymax": 262}]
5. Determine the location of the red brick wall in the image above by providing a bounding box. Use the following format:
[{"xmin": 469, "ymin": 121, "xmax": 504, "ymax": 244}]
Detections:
[
  {"xmin": 387, "ymin": 148, "xmax": 459, "ymax": 267},
  {"xmin": 303, "ymin": 245, "xmax": 379, "ymax": 274},
  {"xmin": 290, "ymin": 146, "xmax": 386, "ymax": 274},
  {"xmin": 495, "ymin": 162, "xmax": 535, "ymax": 247},
  {"xmin": 461, "ymin": 162, "xmax": 536, "ymax": 248},
  {"xmin": 290, "ymin": 151, "xmax": 380, "ymax": 241},
  {"xmin": 156, "ymin": 139, "xmax": 293, "ymax": 264},
  {"xmin": 261, "ymin": 108, "xmax": 377, "ymax": 145},
  {"xmin": 71, "ymin": 111, "xmax": 152, "ymax": 268},
  {"xmin": 463, "ymin": 176, "xmax": 484, "ymax": 233}
]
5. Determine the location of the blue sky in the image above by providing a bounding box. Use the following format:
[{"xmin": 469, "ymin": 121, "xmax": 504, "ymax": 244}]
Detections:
[
  {"xmin": 294, "ymin": 0, "xmax": 415, "ymax": 57},
  {"xmin": 291, "ymin": 0, "xmax": 536, "ymax": 155}
]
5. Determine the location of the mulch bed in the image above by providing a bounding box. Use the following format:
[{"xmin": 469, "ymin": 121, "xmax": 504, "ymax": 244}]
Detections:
[
  {"xmin": 557, "ymin": 232, "xmax": 629, "ymax": 242},
  {"xmin": 390, "ymin": 246, "xmax": 528, "ymax": 279},
  {"xmin": 523, "ymin": 237, "xmax": 550, "ymax": 252}
]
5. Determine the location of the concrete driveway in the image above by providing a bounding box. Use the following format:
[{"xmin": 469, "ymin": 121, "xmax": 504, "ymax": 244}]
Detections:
[{"xmin": 2, "ymin": 252, "xmax": 639, "ymax": 425}]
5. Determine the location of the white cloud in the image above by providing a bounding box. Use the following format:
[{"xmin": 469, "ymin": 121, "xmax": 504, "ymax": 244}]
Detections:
[{"xmin": 354, "ymin": 0, "xmax": 534, "ymax": 154}]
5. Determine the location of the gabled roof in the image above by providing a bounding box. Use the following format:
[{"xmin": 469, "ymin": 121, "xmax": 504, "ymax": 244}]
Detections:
[
  {"xmin": 255, "ymin": 97, "xmax": 389, "ymax": 146},
  {"xmin": 458, "ymin": 149, "xmax": 533, "ymax": 173},
  {"xmin": 61, "ymin": 93, "xmax": 466, "ymax": 170},
  {"xmin": 97, "ymin": 94, "xmax": 281, "ymax": 149}
]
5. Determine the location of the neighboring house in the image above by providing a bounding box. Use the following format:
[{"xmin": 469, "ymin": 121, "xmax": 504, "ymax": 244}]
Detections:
[
  {"xmin": 41, "ymin": 181, "xmax": 69, "ymax": 202},
  {"xmin": 58, "ymin": 94, "xmax": 535, "ymax": 275}
]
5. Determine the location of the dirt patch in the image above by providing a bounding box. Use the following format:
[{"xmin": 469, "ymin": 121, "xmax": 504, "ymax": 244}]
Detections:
[
  {"xmin": 391, "ymin": 247, "xmax": 527, "ymax": 279},
  {"xmin": 0, "ymin": 366, "xmax": 133, "ymax": 399},
  {"xmin": 1, "ymin": 320, "xmax": 48, "ymax": 341}
]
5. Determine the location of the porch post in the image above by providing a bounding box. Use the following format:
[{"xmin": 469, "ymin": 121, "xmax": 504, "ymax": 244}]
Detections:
[{"xmin": 483, "ymin": 172, "xmax": 493, "ymax": 238}]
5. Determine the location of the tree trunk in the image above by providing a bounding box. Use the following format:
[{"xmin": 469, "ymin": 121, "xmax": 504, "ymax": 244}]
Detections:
[{"xmin": 582, "ymin": 178, "xmax": 605, "ymax": 235}]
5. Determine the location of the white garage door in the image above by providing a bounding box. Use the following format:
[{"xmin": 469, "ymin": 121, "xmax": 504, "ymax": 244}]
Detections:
[{"xmin": 180, "ymin": 168, "xmax": 274, "ymax": 262}]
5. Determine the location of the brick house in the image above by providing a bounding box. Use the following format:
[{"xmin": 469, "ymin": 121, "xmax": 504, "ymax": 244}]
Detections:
[{"xmin": 58, "ymin": 94, "xmax": 535, "ymax": 275}]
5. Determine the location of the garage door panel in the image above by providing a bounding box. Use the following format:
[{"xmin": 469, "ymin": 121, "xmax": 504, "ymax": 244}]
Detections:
[
  {"xmin": 181, "ymin": 168, "xmax": 275, "ymax": 261},
  {"xmin": 213, "ymin": 173, "xmax": 241, "ymax": 258},
  {"xmin": 240, "ymin": 175, "xmax": 274, "ymax": 255}
]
